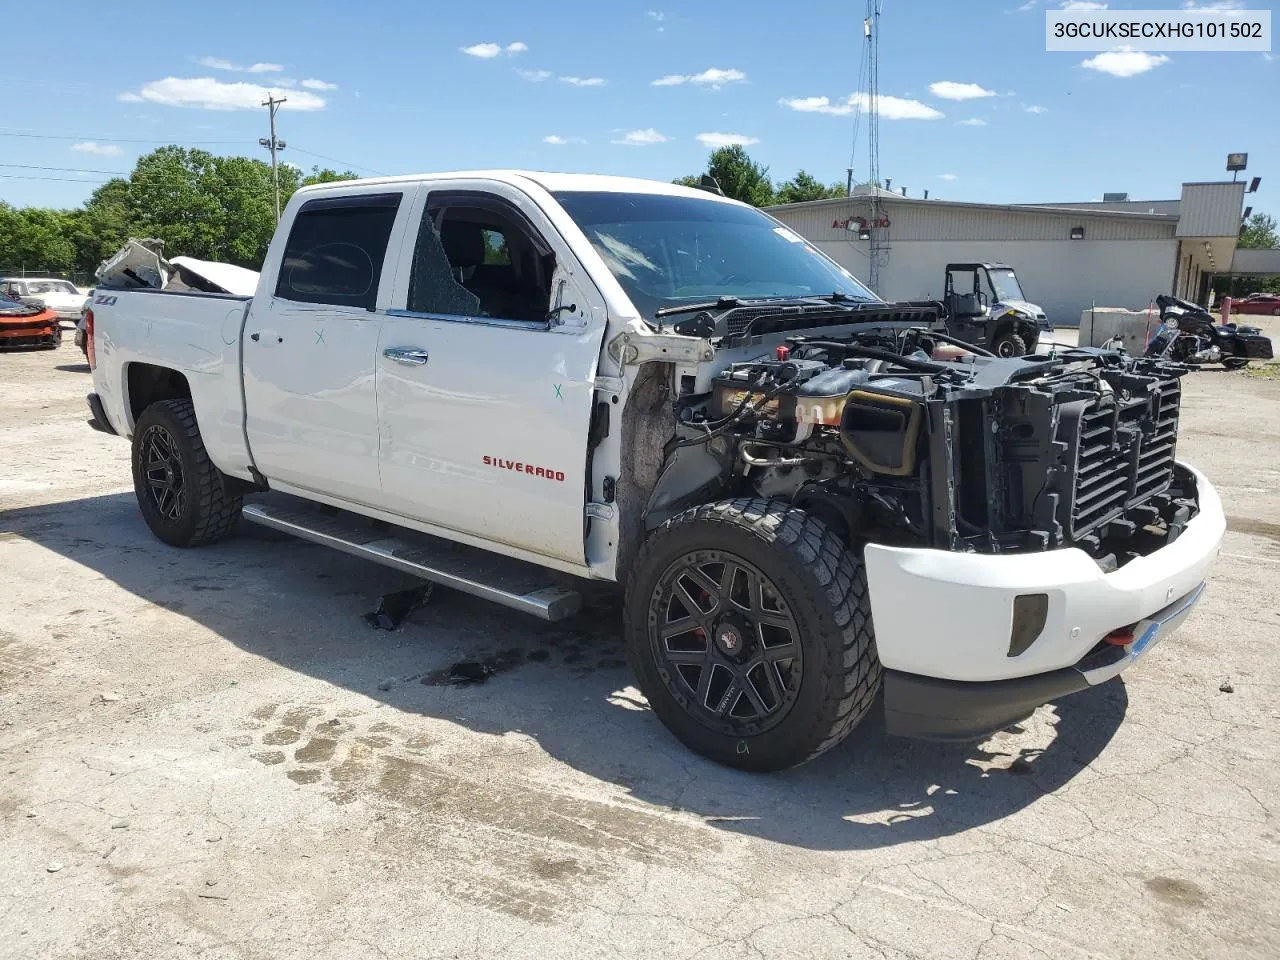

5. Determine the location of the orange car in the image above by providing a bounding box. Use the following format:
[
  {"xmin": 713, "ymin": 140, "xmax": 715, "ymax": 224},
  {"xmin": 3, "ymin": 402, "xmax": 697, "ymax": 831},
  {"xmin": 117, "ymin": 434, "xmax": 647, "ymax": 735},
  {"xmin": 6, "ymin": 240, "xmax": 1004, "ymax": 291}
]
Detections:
[{"xmin": 0, "ymin": 292, "xmax": 62, "ymax": 349}]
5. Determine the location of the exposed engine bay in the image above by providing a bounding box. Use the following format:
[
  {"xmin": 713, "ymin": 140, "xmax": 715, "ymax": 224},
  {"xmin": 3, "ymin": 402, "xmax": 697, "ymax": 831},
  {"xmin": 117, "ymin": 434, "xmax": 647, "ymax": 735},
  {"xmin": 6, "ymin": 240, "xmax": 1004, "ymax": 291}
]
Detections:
[{"xmin": 645, "ymin": 312, "xmax": 1199, "ymax": 571}]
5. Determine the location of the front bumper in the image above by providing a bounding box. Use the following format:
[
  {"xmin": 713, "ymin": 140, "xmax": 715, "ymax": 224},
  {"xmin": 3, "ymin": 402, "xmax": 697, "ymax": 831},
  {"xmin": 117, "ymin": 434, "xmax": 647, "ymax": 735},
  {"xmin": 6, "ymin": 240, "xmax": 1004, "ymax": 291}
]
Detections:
[
  {"xmin": 884, "ymin": 582, "xmax": 1205, "ymax": 739},
  {"xmin": 0, "ymin": 323, "xmax": 61, "ymax": 349},
  {"xmin": 865, "ymin": 463, "xmax": 1224, "ymax": 735}
]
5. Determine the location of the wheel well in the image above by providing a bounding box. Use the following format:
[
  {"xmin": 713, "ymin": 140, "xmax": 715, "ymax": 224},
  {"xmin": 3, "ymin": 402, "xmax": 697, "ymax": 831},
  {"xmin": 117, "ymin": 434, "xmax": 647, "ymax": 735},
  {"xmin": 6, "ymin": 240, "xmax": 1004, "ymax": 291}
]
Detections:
[{"xmin": 127, "ymin": 363, "xmax": 192, "ymax": 426}]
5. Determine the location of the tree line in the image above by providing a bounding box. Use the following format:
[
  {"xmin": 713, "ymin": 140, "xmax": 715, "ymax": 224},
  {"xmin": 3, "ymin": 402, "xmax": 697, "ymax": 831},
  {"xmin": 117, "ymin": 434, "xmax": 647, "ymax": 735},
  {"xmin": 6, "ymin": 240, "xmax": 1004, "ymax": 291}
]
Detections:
[
  {"xmin": 676, "ymin": 145, "xmax": 846, "ymax": 207},
  {"xmin": 0, "ymin": 147, "xmax": 357, "ymax": 282},
  {"xmin": 5, "ymin": 143, "xmax": 1273, "ymax": 293}
]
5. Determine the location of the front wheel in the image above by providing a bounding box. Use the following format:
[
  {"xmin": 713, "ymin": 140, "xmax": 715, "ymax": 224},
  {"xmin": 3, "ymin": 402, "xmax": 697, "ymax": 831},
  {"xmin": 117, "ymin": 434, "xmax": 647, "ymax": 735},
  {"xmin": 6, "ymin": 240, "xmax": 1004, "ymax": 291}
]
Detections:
[
  {"xmin": 131, "ymin": 399, "xmax": 242, "ymax": 547},
  {"xmin": 624, "ymin": 499, "xmax": 880, "ymax": 772},
  {"xmin": 990, "ymin": 330, "xmax": 1028, "ymax": 358}
]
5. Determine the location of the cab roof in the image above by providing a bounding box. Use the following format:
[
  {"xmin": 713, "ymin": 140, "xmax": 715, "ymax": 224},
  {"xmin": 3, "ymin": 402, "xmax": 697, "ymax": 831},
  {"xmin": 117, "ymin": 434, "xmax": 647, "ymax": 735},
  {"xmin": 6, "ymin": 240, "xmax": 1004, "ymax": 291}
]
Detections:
[{"xmin": 293, "ymin": 170, "xmax": 741, "ymax": 204}]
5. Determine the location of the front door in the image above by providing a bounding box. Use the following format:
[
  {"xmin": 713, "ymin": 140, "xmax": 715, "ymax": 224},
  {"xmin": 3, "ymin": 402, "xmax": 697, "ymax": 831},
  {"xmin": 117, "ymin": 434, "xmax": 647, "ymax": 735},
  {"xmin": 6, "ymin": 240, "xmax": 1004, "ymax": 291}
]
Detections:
[
  {"xmin": 243, "ymin": 188, "xmax": 412, "ymax": 506},
  {"xmin": 376, "ymin": 183, "xmax": 605, "ymax": 565}
]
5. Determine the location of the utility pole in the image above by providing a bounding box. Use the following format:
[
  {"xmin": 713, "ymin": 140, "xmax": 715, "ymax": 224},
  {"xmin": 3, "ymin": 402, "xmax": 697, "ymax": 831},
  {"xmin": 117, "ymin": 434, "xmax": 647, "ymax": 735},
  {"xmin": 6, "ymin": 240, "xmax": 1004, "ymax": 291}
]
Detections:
[{"xmin": 259, "ymin": 95, "xmax": 287, "ymax": 221}]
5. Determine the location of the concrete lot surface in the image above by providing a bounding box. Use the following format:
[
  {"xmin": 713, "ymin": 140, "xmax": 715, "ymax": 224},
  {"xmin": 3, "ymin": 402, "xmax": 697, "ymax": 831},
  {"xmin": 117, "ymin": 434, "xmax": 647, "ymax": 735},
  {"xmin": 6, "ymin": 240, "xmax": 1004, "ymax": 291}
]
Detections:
[{"xmin": 2, "ymin": 332, "xmax": 1279, "ymax": 960}]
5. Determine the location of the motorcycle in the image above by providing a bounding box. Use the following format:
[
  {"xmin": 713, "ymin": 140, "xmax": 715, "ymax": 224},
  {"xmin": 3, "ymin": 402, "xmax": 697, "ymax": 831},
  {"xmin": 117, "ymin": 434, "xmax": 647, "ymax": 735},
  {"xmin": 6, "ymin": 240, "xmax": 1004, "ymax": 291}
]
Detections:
[{"xmin": 1141, "ymin": 295, "xmax": 1273, "ymax": 369}]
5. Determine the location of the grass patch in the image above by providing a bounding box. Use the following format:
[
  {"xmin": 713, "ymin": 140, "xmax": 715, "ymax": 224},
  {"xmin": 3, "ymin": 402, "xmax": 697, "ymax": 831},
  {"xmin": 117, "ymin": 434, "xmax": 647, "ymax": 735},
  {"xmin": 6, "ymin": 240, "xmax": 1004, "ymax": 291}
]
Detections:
[{"xmin": 1243, "ymin": 364, "xmax": 1280, "ymax": 381}]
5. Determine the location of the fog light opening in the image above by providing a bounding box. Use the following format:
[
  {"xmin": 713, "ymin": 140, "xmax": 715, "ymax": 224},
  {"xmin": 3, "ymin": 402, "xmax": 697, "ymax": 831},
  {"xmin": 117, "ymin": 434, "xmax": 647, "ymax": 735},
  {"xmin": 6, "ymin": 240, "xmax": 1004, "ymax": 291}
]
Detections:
[{"xmin": 1007, "ymin": 593, "xmax": 1049, "ymax": 658}]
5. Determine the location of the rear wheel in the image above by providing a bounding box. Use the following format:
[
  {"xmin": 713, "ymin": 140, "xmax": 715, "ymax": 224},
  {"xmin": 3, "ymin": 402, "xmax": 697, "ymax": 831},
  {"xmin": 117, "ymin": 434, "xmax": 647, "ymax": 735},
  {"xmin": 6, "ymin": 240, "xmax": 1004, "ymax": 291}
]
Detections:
[
  {"xmin": 1223, "ymin": 358, "xmax": 1249, "ymax": 370},
  {"xmin": 990, "ymin": 330, "xmax": 1028, "ymax": 358},
  {"xmin": 131, "ymin": 399, "xmax": 242, "ymax": 547},
  {"xmin": 625, "ymin": 499, "xmax": 880, "ymax": 772}
]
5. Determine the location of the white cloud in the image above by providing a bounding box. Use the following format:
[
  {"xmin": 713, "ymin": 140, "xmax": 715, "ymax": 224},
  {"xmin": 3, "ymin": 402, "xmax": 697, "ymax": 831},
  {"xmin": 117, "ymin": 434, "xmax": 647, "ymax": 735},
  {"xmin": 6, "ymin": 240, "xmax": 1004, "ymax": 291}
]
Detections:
[
  {"xmin": 300, "ymin": 78, "xmax": 337, "ymax": 91},
  {"xmin": 198, "ymin": 56, "xmax": 283, "ymax": 73},
  {"xmin": 651, "ymin": 67, "xmax": 746, "ymax": 89},
  {"xmin": 119, "ymin": 77, "xmax": 326, "ymax": 111},
  {"xmin": 1025, "ymin": 104, "xmax": 1049, "ymax": 113},
  {"xmin": 779, "ymin": 93, "xmax": 943, "ymax": 120},
  {"xmin": 1060, "ymin": 1, "xmax": 1107, "ymax": 9},
  {"xmin": 929, "ymin": 81, "xmax": 997, "ymax": 100},
  {"xmin": 958, "ymin": 118, "xmax": 988, "ymax": 126},
  {"xmin": 1016, "ymin": 0, "xmax": 1038, "ymax": 10},
  {"xmin": 560, "ymin": 76, "xmax": 606, "ymax": 87},
  {"xmin": 72, "ymin": 141, "xmax": 122, "ymax": 157},
  {"xmin": 1182, "ymin": 1, "xmax": 1246, "ymax": 10},
  {"xmin": 543, "ymin": 135, "xmax": 585, "ymax": 145},
  {"xmin": 696, "ymin": 132, "xmax": 759, "ymax": 148},
  {"xmin": 1081, "ymin": 46, "xmax": 1170, "ymax": 77},
  {"xmin": 647, "ymin": 10, "xmax": 665, "ymax": 20},
  {"xmin": 518, "ymin": 69, "xmax": 552, "ymax": 82},
  {"xmin": 612, "ymin": 128, "xmax": 669, "ymax": 146},
  {"xmin": 938, "ymin": 173, "xmax": 959, "ymax": 181},
  {"xmin": 1265, "ymin": 52, "xmax": 1276, "ymax": 61},
  {"xmin": 460, "ymin": 41, "xmax": 526, "ymax": 58},
  {"xmin": 779, "ymin": 95, "xmax": 849, "ymax": 114}
]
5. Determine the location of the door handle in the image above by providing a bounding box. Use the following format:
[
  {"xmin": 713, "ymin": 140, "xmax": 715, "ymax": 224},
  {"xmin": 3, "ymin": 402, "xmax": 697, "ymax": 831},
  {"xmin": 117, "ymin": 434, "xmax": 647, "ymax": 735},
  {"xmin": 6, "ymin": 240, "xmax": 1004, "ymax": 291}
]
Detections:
[{"xmin": 383, "ymin": 347, "xmax": 429, "ymax": 366}]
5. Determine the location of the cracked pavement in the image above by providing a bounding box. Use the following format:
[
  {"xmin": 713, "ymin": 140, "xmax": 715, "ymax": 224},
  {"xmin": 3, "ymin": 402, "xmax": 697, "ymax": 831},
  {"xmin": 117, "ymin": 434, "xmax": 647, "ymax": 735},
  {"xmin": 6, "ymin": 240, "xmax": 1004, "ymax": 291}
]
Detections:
[{"xmin": 2, "ymin": 328, "xmax": 1279, "ymax": 959}]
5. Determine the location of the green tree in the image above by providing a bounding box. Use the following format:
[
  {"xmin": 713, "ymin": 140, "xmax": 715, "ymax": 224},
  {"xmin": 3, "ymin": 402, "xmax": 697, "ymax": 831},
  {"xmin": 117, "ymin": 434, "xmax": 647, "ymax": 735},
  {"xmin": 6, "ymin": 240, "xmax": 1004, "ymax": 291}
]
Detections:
[
  {"xmin": 1239, "ymin": 211, "xmax": 1278, "ymax": 249},
  {"xmin": 0, "ymin": 203, "xmax": 76, "ymax": 273},
  {"xmin": 301, "ymin": 166, "xmax": 359, "ymax": 186},
  {"xmin": 676, "ymin": 146, "xmax": 775, "ymax": 206},
  {"xmin": 775, "ymin": 170, "xmax": 845, "ymax": 204}
]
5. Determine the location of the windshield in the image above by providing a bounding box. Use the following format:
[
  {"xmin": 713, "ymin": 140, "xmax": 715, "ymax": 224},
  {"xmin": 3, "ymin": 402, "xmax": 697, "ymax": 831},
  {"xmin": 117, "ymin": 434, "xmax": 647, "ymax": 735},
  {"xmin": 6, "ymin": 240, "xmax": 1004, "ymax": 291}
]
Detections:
[
  {"xmin": 986, "ymin": 268, "xmax": 1026, "ymax": 303},
  {"xmin": 26, "ymin": 281, "xmax": 78, "ymax": 295},
  {"xmin": 552, "ymin": 190, "xmax": 878, "ymax": 320}
]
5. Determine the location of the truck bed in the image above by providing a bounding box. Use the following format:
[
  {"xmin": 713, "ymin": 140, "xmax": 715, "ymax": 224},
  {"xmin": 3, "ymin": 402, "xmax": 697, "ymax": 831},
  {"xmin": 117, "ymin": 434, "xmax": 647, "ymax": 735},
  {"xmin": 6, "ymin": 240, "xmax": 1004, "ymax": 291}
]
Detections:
[{"xmin": 90, "ymin": 287, "xmax": 256, "ymax": 481}]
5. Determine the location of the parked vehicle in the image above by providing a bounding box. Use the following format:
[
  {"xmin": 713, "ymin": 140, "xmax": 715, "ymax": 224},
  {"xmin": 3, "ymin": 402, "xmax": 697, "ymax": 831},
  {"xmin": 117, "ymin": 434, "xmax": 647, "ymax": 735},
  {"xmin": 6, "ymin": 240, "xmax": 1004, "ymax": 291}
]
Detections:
[
  {"xmin": 1145, "ymin": 294, "xmax": 1274, "ymax": 370},
  {"xmin": 85, "ymin": 172, "xmax": 1224, "ymax": 771},
  {"xmin": 0, "ymin": 291, "xmax": 61, "ymax": 349},
  {"xmin": 0, "ymin": 277, "xmax": 88, "ymax": 321},
  {"xmin": 1230, "ymin": 293, "xmax": 1280, "ymax": 317},
  {"xmin": 942, "ymin": 262, "xmax": 1052, "ymax": 357}
]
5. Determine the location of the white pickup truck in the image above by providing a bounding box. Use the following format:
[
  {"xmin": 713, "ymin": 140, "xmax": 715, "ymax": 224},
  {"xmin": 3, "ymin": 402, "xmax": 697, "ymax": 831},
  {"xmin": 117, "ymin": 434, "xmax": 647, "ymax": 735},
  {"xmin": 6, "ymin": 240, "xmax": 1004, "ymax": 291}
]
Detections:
[{"xmin": 85, "ymin": 172, "xmax": 1225, "ymax": 771}]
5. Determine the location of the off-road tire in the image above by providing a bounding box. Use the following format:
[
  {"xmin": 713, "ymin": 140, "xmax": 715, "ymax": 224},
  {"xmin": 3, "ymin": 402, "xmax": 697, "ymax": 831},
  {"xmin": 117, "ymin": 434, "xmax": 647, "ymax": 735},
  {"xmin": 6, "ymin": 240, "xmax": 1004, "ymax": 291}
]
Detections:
[
  {"xmin": 991, "ymin": 330, "xmax": 1028, "ymax": 358},
  {"xmin": 624, "ymin": 498, "xmax": 880, "ymax": 772},
  {"xmin": 131, "ymin": 399, "xmax": 242, "ymax": 547},
  {"xmin": 1223, "ymin": 357, "xmax": 1249, "ymax": 370}
]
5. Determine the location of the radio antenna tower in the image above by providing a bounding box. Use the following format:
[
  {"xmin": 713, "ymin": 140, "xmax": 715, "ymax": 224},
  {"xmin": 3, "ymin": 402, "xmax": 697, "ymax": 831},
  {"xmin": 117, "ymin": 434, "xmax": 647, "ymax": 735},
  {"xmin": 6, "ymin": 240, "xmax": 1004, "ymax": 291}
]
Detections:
[{"xmin": 848, "ymin": 1, "xmax": 885, "ymax": 292}]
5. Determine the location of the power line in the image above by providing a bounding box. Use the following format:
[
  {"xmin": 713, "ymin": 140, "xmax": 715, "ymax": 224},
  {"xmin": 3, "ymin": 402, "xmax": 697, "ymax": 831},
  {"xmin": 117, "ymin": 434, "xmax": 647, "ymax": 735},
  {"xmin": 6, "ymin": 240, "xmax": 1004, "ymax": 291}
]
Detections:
[
  {"xmin": 288, "ymin": 146, "xmax": 387, "ymax": 176},
  {"xmin": 0, "ymin": 163, "xmax": 129, "ymax": 176},
  {"xmin": 0, "ymin": 130, "xmax": 252, "ymax": 145}
]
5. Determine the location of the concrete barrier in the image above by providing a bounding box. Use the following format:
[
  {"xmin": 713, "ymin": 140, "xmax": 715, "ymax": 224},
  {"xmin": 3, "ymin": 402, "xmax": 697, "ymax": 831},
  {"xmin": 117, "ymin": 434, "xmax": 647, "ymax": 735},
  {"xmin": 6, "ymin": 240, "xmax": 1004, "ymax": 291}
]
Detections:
[{"xmin": 1079, "ymin": 306, "xmax": 1158, "ymax": 351}]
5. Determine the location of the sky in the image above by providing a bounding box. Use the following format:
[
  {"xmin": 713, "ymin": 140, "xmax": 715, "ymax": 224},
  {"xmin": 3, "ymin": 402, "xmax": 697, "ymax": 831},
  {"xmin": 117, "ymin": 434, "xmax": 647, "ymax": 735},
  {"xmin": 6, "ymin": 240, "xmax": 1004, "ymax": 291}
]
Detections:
[{"xmin": 1, "ymin": 0, "xmax": 1275, "ymax": 216}]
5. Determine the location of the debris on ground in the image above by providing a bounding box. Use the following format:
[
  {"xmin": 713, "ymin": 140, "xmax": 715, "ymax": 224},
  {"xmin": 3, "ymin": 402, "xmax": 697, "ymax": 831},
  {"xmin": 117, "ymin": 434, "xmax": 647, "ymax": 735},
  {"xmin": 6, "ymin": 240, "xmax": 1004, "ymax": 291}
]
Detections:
[
  {"xmin": 1219, "ymin": 680, "xmax": 1235, "ymax": 693},
  {"xmin": 426, "ymin": 661, "xmax": 496, "ymax": 686},
  {"xmin": 46, "ymin": 862, "xmax": 64, "ymax": 873},
  {"xmin": 363, "ymin": 584, "xmax": 434, "ymax": 631}
]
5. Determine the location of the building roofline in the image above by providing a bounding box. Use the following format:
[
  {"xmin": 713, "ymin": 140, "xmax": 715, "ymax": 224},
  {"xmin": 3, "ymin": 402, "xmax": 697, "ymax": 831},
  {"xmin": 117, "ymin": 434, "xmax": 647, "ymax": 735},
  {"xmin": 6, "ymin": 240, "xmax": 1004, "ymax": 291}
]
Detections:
[{"xmin": 762, "ymin": 194, "xmax": 1180, "ymax": 222}]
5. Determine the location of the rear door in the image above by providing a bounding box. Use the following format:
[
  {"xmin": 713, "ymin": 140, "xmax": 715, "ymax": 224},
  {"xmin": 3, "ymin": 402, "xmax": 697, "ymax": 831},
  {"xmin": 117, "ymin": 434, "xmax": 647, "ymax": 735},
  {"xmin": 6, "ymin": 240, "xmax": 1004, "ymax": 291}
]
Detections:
[
  {"xmin": 243, "ymin": 186, "xmax": 415, "ymax": 506},
  {"xmin": 376, "ymin": 181, "xmax": 605, "ymax": 565}
]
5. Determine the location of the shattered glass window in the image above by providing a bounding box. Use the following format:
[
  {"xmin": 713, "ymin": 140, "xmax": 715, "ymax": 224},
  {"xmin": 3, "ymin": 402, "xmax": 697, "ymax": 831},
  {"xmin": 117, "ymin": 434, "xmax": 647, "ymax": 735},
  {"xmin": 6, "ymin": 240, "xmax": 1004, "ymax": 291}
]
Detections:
[{"xmin": 406, "ymin": 213, "xmax": 482, "ymax": 317}]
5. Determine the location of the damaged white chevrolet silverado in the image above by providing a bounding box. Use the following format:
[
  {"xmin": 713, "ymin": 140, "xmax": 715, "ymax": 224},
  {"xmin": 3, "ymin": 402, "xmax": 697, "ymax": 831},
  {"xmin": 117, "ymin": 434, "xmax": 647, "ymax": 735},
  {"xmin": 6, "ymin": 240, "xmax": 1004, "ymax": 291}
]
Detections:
[{"xmin": 85, "ymin": 172, "xmax": 1225, "ymax": 771}]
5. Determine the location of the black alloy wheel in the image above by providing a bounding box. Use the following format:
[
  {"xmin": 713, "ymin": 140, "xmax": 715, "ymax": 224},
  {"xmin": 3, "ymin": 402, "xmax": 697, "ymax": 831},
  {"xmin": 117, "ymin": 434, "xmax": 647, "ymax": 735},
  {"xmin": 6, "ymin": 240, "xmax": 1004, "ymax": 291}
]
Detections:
[
  {"xmin": 141, "ymin": 424, "xmax": 187, "ymax": 522},
  {"xmin": 649, "ymin": 550, "xmax": 803, "ymax": 737}
]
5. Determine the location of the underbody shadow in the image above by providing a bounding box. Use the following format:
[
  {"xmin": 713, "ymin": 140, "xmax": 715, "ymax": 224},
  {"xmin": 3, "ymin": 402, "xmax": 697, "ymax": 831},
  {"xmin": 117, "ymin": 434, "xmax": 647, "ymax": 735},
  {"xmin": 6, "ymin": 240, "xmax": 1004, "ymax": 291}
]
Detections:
[{"xmin": 1, "ymin": 492, "xmax": 1125, "ymax": 852}]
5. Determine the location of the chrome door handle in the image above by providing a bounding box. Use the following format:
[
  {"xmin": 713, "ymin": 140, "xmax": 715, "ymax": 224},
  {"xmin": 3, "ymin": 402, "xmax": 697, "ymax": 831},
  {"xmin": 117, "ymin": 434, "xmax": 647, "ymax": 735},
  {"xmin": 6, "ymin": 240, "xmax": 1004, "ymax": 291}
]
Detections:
[{"xmin": 383, "ymin": 347, "xmax": 429, "ymax": 366}]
